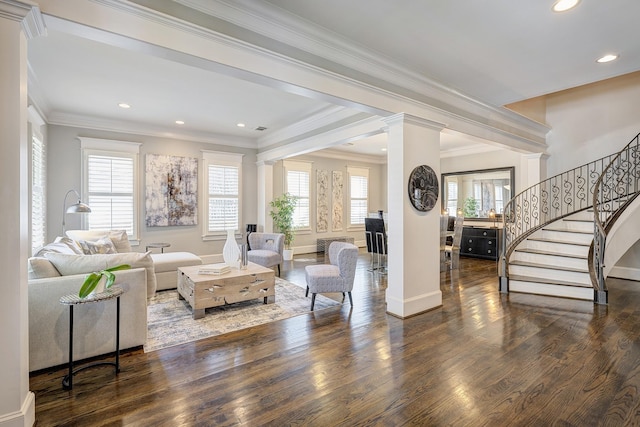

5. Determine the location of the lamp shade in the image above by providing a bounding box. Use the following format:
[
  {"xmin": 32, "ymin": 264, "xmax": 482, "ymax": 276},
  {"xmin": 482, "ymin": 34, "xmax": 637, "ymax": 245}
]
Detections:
[
  {"xmin": 62, "ymin": 189, "xmax": 91, "ymax": 233},
  {"xmin": 66, "ymin": 202, "xmax": 92, "ymax": 214}
]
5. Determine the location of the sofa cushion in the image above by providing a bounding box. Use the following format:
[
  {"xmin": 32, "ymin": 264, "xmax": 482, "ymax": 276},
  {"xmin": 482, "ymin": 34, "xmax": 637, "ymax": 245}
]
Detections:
[
  {"xmin": 44, "ymin": 251, "xmax": 157, "ymax": 298},
  {"xmin": 150, "ymin": 251, "xmax": 202, "ymax": 273},
  {"xmin": 66, "ymin": 229, "xmax": 132, "ymax": 253},
  {"xmin": 79, "ymin": 237, "xmax": 118, "ymax": 255},
  {"xmin": 27, "ymin": 257, "xmax": 61, "ymax": 279},
  {"xmin": 33, "ymin": 236, "xmax": 83, "ymax": 257},
  {"xmin": 247, "ymin": 249, "xmax": 282, "ymax": 268}
]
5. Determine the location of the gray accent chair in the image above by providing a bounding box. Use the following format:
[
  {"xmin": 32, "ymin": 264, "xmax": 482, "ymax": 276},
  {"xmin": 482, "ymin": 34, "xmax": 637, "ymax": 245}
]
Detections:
[
  {"xmin": 304, "ymin": 241, "xmax": 358, "ymax": 311},
  {"xmin": 248, "ymin": 232, "xmax": 285, "ymax": 276}
]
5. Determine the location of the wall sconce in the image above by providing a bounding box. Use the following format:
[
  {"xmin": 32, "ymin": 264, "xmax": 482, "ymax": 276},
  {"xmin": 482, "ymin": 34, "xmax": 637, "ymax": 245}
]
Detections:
[
  {"xmin": 62, "ymin": 189, "xmax": 91, "ymax": 234},
  {"xmin": 456, "ymin": 207, "xmax": 463, "ymax": 217},
  {"xmin": 489, "ymin": 208, "xmax": 497, "ymax": 228}
]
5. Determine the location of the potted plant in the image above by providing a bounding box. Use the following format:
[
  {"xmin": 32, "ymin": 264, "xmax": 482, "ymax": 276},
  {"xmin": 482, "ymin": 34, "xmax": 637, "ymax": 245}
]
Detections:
[
  {"xmin": 78, "ymin": 264, "xmax": 131, "ymax": 298},
  {"xmin": 463, "ymin": 197, "xmax": 479, "ymax": 218},
  {"xmin": 270, "ymin": 192, "xmax": 297, "ymax": 261}
]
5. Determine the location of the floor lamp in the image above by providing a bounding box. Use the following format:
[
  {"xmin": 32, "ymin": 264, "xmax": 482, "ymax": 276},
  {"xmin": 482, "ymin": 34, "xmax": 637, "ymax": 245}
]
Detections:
[{"xmin": 62, "ymin": 189, "xmax": 91, "ymax": 234}]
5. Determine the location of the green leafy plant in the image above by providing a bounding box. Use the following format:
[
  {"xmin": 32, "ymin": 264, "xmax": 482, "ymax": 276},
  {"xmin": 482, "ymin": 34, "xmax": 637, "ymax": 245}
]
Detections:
[
  {"xmin": 463, "ymin": 197, "xmax": 479, "ymax": 218},
  {"xmin": 269, "ymin": 192, "xmax": 297, "ymax": 249},
  {"xmin": 79, "ymin": 264, "xmax": 131, "ymax": 298}
]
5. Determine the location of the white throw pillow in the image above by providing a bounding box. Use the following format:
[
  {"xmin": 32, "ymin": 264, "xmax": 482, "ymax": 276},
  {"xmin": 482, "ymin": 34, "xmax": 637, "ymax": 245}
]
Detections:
[
  {"xmin": 66, "ymin": 229, "xmax": 132, "ymax": 253},
  {"xmin": 27, "ymin": 257, "xmax": 61, "ymax": 279},
  {"xmin": 32, "ymin": 236, "xmax": 84, "ymax": 257},
  {"xmin": 44, "ymin": 251, "xmax": 157, "ymax": 297}
]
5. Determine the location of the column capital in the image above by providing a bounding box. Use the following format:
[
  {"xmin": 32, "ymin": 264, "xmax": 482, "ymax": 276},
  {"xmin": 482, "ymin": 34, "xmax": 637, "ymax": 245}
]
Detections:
[
  {"xmin": 0, "ymin": 1, "xmax": 46, "ymax": 38},
  {"xmin": 523, "ymin": 152, "xmax": 550, "ymax": 161},
  {"xmin": 256, "ymin": 160, "xmax": 276, "ymax": 167},
  {"xmin": 382, "ymin": 113, "xmax": 446, "ymax": 131}
]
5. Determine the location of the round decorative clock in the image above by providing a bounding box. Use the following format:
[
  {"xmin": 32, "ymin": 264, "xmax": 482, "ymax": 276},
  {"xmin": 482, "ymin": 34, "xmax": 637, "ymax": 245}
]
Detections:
[{"xmin": 408, "ymin": 165, "xmax": 439, "ymax": 212}]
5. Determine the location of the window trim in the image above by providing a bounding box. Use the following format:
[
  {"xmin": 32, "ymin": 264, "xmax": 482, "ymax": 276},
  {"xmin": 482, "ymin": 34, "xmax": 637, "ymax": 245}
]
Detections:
[
  {"xmin": 202, "ymin": 150, "xmax": 244, "ymax": 241},
  {"xmin": 283, "ymin": 159, "xmax": 312, "ymax": 231},
  {"xmin": 79, "ymin": 137, "xmax": 141, "ymax": 244},
  {"xmin": 347, "ymin": 166, "xmax": 369, "ymax": 229},
  {"xmin": 29, "ymin": 106, "xmax": 47, "ymax": 255}
]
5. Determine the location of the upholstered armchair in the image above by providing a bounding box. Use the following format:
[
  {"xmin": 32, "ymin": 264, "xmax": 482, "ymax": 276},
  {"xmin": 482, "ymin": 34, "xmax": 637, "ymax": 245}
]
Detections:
[
  {"xmin": 248, "ymin": 232, "xmax": 285, "ymax": 276},
  {"xmin": 444, "ymin": 215, "xmax": 465, "ymax": 270},
  {"xmin": 304, "ymin": 241, "xmax": 358, "ymax": 311}
]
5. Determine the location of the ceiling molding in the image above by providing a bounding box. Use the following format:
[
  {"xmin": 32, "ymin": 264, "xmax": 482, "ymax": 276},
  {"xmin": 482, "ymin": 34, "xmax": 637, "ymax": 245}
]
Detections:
[
  {"xmin": 47, "ymin": 111, "xmax": 258, "ymax": 148},
  {"xmin": 0, "ymin": 0, "xmax": 36, "ymax": 21},
  {"xmin": 439, "ymin": 144, "xmax": 502, "ymax": 159},
  {"xmin": 313, "ymin": 148, "xmax": 386, "ymax": 165}
]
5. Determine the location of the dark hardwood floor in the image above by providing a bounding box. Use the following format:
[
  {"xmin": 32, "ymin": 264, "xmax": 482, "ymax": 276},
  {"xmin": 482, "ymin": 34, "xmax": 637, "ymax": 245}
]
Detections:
[{"xmin": 30, "ymin": 251, "xmax": 640, "ymax": 426}]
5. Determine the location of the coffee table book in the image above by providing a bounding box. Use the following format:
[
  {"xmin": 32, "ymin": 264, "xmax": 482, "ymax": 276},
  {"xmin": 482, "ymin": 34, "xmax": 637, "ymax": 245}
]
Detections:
[{"xmin": 198, "ymin": 263, "xmax": 231, "ymax": 275}]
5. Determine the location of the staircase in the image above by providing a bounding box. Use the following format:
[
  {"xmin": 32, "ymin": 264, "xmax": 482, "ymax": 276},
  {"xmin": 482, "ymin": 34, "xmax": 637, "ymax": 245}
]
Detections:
[
  {"xmin": 500, "ymin": 132, "xmax": 640, "ymax": 304},
  {"xmin": 507, "ymin": 210, "xmax": 593, "ymax": 300}
]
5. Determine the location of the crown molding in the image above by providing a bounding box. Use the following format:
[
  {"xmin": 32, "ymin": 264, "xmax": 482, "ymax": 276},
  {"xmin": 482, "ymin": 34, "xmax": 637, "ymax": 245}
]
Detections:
[
  {"xmin": 47, "ymin": 111, "xmax": 258, "ymax": 148},
  {"xmin": 0, "ymin": 0, "xmax": 36, "ymax": 21},
  {"xmin": 311, "ymin": 148, "xmax": 386, "ymax": 165},
  {"xmin": 439, "ymin": 144, "xmax": 501, "ymax": 159}
]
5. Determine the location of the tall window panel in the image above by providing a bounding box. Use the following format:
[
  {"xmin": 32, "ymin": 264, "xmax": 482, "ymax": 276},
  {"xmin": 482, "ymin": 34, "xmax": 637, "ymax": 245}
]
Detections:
[
  {"xmin": 447, "ymin": 180, "xmax": 458, "ymax": 214},
  {"xmin": 31, "ymin": 133, "xmax": 46, "ymax": 254},
  {"xmin": 283, "ymin": 160, "xmax": 311, "ymax": 229},
  {"xmin": 203, "ymin": 151, "xmax": 243, "ymax": 238},
  {"xmin": 348, "ymin": 166, "xmax": 369, "ymax": 226},
  {"xmin": 81, "ymin": 138, "xmax": 140, "ymax": 241}
]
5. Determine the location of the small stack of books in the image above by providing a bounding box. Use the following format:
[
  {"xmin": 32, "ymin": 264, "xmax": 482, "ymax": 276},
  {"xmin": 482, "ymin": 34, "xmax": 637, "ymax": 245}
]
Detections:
[{"xmin": 198, "ymin": 263, "xmax": 231, "ymax": 275}]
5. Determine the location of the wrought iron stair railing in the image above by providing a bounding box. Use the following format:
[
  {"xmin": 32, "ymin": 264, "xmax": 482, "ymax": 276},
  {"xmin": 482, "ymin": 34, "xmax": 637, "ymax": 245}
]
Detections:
[
  {"xmin": 499, "ymin": 135, "xmax": 640, "ymax": 297},
  {"xmin": 592, "ymin": 133, "xmax": 640, "ymax": 304}
]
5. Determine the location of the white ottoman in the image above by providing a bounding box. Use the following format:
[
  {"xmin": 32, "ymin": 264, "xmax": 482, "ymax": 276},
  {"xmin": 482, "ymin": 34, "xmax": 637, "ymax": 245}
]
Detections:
[{"xmin": 151, "ymin": 252, "xmax": 202, "ymax": 291}]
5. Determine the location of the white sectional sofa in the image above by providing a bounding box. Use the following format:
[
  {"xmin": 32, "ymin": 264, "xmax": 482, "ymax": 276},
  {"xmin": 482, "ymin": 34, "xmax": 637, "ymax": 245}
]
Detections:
[{"xmin": 27, "ymin": 229, "xmax": 202, "ymax": 371}]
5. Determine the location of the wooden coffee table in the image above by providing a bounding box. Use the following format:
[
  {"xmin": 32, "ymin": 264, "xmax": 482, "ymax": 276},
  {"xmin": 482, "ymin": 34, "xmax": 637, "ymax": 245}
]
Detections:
[{"xmin": 177, "ymin": 262, "xmax": 275, "ymax": 319}]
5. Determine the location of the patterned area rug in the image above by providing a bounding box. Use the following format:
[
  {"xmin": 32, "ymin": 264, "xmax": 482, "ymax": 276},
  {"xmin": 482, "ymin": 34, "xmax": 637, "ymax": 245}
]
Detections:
[{"xmin": 145, "ymin": 278, "xmax": 340, "ymax": 352}]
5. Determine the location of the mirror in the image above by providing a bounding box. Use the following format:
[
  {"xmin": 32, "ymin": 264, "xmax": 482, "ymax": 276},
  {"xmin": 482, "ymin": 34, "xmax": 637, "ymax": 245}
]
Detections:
[{"xmin": 441, "ymin": 167, "xmax": 515, "ymax": 220}]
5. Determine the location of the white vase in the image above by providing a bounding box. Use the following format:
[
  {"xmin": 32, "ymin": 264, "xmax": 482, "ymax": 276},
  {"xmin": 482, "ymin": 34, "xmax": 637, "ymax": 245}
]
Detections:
[
  {"xmin": 89, "ymin": 275, "xmax": 107, "ymax": 297},
  {"xmin": 283, "ymin": 248, "xmax": 294, "ymax": 261},
  {"xmin": 222, "ymin": 230, "xmax": 240, "ymax": 268}
]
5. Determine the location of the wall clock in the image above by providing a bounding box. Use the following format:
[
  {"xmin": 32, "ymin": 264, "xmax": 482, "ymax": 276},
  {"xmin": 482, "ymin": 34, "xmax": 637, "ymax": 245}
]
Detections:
[{"xmin": 408, "ymin": 165, "xmax": 438, "ymax": 212}]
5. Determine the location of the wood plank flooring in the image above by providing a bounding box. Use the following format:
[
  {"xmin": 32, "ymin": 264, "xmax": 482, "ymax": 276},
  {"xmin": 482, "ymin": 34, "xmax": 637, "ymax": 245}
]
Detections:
[{"xmin": 30, "ymin": 252, "xmax": 640, "ymax": 426}]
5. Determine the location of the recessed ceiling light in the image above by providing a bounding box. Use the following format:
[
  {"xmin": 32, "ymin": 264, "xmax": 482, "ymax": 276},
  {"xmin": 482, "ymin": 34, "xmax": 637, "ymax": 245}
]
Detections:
[
  {"xmin": 597, "ymin": 54, "xmax": 619, "ymax": 63},
  {"xmin": 237, "ymin": 123, "xmax": 245, "ymax": 128},
  {"xmin": 175, "ymin": 120, "xmax": 185, "ymax": 125},
  {"xmin": 552, "ymin": 0, "xmax": 580, "ymax": 12},
  {"xmin": 118, "ymin": 103, "xmax": 131, "ymax": 109},
  {"xmin": 381, "ymin": 148, "xmax": 387, "ymax": 152}
]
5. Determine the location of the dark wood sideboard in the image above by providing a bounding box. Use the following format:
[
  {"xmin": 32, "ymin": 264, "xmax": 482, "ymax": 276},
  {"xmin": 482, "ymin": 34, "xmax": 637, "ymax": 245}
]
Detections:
[{"xmin": 460, "ymin": 226, "xmax": 501, "ymax": 260}]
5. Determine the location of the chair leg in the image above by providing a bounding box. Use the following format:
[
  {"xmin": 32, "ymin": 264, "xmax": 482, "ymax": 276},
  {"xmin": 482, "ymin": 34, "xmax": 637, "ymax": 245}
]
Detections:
[
  {"xmin": 305, "ymin": 286, "xmax": 309, "ymax": 297},
  {"xmin": 347, "ymin": 291, "xmax": 353, "ymax": 307},
  {"xmin": 310, "ymin": 293, "xmax": 316, "ymax": 311},
  {"xmin": 277, "ymin": 264, "xmax": 281, "ymax": 277},
  {"xmin": 342, "ymin": 292, "xmax": 345, "ymax": 302}
]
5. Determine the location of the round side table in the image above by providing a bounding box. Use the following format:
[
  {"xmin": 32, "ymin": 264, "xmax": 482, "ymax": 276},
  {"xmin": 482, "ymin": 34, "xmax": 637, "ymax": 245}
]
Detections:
[
  {"xmin": 146, "ymin": 242, "xmax": 170, "ymax": 253},
  {"xmin": 59, "ymin": 286, "xmax": 125, "ymax": 390}
]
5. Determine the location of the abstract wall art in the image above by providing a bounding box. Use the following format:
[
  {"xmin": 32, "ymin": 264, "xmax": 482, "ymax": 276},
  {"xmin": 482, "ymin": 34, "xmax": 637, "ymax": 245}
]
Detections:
[
  {"xmin": 332, "ymin": 170, "xmax": 343, "ymax": 231},
  {"xmin": 317, "ymin": 169, "xmax": 329, "ymax": 233},
  {"xmin": 146, "ymin": 154, "xmax": 198, "ymax": 226}
]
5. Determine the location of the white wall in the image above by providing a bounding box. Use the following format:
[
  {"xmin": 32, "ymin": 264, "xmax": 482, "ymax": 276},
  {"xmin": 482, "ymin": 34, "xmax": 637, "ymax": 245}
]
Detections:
[
  {"xmin": 46, "ymin": 124, "xmax": 258, "ymax": 257},
  {"xmin": 545, "ymin": 71, "xmax": 640, "ymax": 177}
]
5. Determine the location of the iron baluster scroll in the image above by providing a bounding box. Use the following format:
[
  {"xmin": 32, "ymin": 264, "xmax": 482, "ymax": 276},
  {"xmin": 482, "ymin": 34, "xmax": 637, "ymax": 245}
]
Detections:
[
  {"xmin": 592, "ymin": 133, "xmax": 640, "ymax": 304},
  {"xmin": 499, "ymin": 142, "xmax": 630, "ymax": 295}
]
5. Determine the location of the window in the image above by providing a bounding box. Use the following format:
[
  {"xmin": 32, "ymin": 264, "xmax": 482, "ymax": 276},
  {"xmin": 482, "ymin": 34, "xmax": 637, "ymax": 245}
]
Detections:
[
  {"xmin": 348, "ymin": 166, "xmax": 369, "ymax": 226},
  {"xmin": 446, "ymin": 180, "xmax": 458, "ymax": 214},
  {"xmin": 283, "ymin": 160, "xmax": 311, "ymax": 229},
  {"xmin": 80, "ymin": 138, "xmax": 141, "ymax": 240},
  {"xmin": 29, "ymin": 107, "xmax": 46, "ymax": 255},
  {"xmin": 203, "ymin": 151, "xmax": 243, "ymax": 237}
]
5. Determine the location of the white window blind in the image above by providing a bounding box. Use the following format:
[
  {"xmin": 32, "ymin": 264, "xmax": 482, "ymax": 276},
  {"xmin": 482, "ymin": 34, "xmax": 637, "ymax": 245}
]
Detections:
[
  {"xmin": 447, "ymin": 181, "xmax": 458, "ymax": 214},
  {"xmin": 283, "ymin": 160, "xmax": 312, "ymax": 229},
  {"xmin": 31, "ymin": 133, "xmax": 46, "ymax": 254},
  {"xmin": 208, "ymin": 165, "xmax": 239, "ymax": 231},
  {"xmin": 87, "ymin": 154, "xmax": 135, "ymax": 235},
  {"xmin": 203, "ymin": 151, "xmax": 243, "ymax": 237},
  {"xmin": 348, "ymin": 166, "xmax": 369, "ymax": 226}
]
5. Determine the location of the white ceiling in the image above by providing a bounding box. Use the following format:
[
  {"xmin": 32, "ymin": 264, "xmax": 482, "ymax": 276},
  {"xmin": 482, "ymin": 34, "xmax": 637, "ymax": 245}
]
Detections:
[{"xmin": 27, "ymin": 0, "xmax": 640, "ymax": 159}]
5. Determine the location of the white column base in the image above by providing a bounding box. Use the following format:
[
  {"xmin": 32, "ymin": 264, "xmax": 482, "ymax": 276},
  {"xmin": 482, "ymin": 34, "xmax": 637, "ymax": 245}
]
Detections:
[
  {"xmin": 0, "ymin": 392, "xmax": 35, "ymax": 427},
  {"xmin": 386, "ymin": 290, "xmax": 442, "ymax": 319}
]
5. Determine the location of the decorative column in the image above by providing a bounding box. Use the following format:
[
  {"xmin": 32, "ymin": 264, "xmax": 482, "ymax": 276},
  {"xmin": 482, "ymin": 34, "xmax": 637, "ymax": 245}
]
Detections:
[
  {"xmin": 383, "ymin": 113, "xmax": 445, "ymax": 318},
  {"xmin": 0, "ymin": 2, "xmax": 44, "ymax": 426},
  {"xmin": 257, "ymin": 160, "xmax": 274, "ymax": 232}
]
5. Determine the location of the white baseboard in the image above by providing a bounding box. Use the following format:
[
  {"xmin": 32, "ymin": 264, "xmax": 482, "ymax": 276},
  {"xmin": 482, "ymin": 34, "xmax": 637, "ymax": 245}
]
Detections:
[
  {"xmin": 386, "ymin": 290, "xmax": 442, "ymax": 318},
  {"xmin": 0, "ymin": 391, "xmax": 35, "ymax": 427},
  {"xmin": 608, "ymin": 266, "xmax": 640, "ymax": 281}
]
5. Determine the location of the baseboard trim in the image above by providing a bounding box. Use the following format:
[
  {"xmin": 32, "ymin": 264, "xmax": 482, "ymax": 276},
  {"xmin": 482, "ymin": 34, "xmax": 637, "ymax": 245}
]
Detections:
[
  {"xmin": 386, "ymin": 290, "xmax": 442, "ymax": 318},
  {"xmin": 0, "ymin": 391, "xmax": 35, "ymax": 427}
]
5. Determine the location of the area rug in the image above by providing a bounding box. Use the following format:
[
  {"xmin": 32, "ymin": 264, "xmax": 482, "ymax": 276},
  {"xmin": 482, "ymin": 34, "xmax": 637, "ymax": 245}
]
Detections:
[{"xmin": 145, "ymin": 278, "xmax": 340, "ymax": 352}]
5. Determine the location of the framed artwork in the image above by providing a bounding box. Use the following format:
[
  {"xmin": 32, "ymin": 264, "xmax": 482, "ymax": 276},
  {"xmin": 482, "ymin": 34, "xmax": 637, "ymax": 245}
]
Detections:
[
  {"xmin": 146, "ymin": 154, "xmax": 198, "ymax": 226},
  {"xmin": 317, "ymin": 169, "xmax": 329, "ymax": 233},
  {"xmin": 332, "ymin": 171, "xmax": 343, "ymax": 230}
]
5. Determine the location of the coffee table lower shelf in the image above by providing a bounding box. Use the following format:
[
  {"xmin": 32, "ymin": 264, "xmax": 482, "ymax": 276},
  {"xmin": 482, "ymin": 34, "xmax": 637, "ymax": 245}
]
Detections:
[{"xmin": 177, "ymin": 262, "xmax": 276, "ymax": 319}]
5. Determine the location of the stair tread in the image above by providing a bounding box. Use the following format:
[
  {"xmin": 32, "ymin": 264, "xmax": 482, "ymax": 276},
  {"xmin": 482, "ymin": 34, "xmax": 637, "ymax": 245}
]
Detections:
[
  {"xmin": 514, "ymin": 248, "xmax": 588, "ymax": 260},
  {"xmin": 509, "ymin": 274, "xmax": 592, "ymax": 288},
  {"xmin": 563, "ymin": 218, "xmax": 593, "ymax": 223},
  {"xmin": 527, "ymin": 237, "xmax": 590, "ymax": 246},
  {"xmin": 510, "ymin": 260, "xmax": 589, "ymax": 273},
  {"xmin": 541, "ymin": 227, "xmax": 592, "ymax": 235}
]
